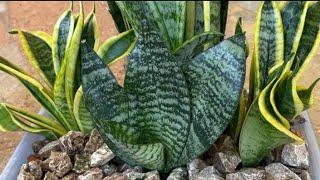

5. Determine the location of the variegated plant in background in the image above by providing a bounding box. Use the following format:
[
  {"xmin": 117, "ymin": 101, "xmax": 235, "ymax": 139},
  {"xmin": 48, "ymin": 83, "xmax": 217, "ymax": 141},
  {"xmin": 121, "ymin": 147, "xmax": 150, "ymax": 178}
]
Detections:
[
  {"xmin": 81, "ymin": 1, "xmax": 247, "ymax": 172},
  {"xmin": 237, "ymin": 1, "xmax": 320, "ymax": 166},
  {"xmin": 0, "ymin": 2, "xmax": 136, "ymax": 138}
]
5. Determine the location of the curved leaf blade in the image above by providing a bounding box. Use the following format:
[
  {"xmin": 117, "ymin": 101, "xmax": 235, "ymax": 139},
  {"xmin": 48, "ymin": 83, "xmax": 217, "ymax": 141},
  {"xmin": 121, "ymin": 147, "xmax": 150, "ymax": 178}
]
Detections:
[
  {"xmin": 11, "ymin": 30, "xmax": 56, "ymax": 86},
  {"xmin": 0, "ymin": 103, "xmax": 20, "ymax": 131},
  {"xmin": 0, "ymin": 56, "xmax": 70, "ymax": 130},
  {"xmin": 239, "ymin": 80, "xmax": 303, "ymax": 166},
  {"xmin": 97, "ymin": 29, "xmax": 136, "ymax": 65},
  {"xmin": 73, "ymin": 86, "xmax": 93, "ymax": 134},
  {"xmin": 177, "ymin": 34, "xmax": 246, "ymax": 167},
  {"xmin": 64, "ymin": 2, "xmax": 84, "ymax": 123}
]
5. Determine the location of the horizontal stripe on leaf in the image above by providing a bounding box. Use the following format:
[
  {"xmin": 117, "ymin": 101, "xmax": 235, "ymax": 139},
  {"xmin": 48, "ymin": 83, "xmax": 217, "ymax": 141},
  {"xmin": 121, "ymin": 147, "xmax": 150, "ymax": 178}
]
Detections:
[
  {"xmin": 116, "ymin": 1, "xmax": 186, "ymax": 50},
  {"xmin": 252, "ymin": 2, "xmax": 284, "ymax": 99},
  {"xmin": 124, "ymin": 29, "xmax": 190, "ymax": 171},
  {"xmin": 177, "ymin": 34, "xmax": 246, "ymax": 167},
  {"xmin": 81, "ymin": 42, "xmax": 123, "ymax": 121}
]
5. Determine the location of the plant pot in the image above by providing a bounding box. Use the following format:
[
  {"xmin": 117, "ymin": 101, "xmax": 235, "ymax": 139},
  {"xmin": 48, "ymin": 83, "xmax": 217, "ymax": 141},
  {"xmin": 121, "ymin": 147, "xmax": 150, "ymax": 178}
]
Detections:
[{"xmin": 1, "ymin": 110, "xmax": 320, "ymax": 179}]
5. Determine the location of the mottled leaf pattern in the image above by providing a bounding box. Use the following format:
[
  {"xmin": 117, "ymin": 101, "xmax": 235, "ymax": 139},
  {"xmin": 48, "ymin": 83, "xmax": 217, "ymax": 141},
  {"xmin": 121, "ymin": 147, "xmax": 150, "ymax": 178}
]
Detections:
[
  {"xmin": 281, "ymin": 2, "xmax": 309, "ymax": 61},
  {"xmin": 195, "ymin": 1, "xmax": 204, "ymax": 35},
  {"xmin": 295, "ymin": 2, "xmax": 320, "ymax": 77},
  {"xmin": 83, "ymin": 5, "xmax": 100, "ymax": 51},
  {"xmin": 251, "ymin": 1, "xmax": 284, "ymax": 100},
  {"xmin": 149, "ymin": 1, "xmax": 186, "ymax": 49},
  {"xmin": 82, "ymin": 25, "xmax": 246, "ymax": 171},
  {"xmin": 177, "ymin": 34, "xmax": 246, "ymax": 166},
  {"xmin": 173, "ymin": 31, "xmax": 223, "ymax": 67},
  {"xmin": 52, "ymin": 9, "xmax": 74, "ymax": 74},
  {"xmin": 12, "ymin": 30, "xmax": 56, "ymax": 86}
]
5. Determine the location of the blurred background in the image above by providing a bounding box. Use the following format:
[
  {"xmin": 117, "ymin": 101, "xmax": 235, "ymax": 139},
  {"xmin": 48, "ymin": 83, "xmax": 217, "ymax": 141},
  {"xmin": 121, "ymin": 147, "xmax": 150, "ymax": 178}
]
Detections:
[{"xmin": 0, "ymin": 1, "xmax": 319, "ymax": 173}]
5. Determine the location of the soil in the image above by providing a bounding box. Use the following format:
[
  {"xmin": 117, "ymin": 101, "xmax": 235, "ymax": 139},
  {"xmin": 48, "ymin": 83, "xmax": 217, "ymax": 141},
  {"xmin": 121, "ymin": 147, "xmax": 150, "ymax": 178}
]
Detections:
[{"xmin": 1, "ymin": 1, "xmax": 320, "ymax": 173}]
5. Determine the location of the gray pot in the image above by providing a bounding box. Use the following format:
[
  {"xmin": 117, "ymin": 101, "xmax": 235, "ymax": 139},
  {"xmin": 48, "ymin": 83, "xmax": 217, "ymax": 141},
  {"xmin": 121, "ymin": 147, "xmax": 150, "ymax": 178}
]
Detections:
[{"xmin": 1, "ymin": 110, "xmax": 320, "ymax": 180}]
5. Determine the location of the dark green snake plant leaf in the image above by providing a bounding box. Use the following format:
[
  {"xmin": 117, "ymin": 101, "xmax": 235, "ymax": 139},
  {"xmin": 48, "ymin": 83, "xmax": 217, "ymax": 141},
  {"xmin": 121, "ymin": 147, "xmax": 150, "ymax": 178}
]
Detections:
[
  {"xmin": 240, "ymin": 1, "xmax": 320, "ymax": 166},
  {"xmin": 173, "ymin": 31, "xmax": 223, "ymax": 67},
  {"xmin": 10, "ymin": 30, "xmax": 56, "ymax": 87},
  {"xmin": 83, "ymin": 4, "xmax": 100, "ymax": 51},
  {"xmin": 81, "ymin": 20, "xmax": 246, "ymax": 172},
  {"xmin": 294, "ymin": 2, "xmax": 320, "ymax": 77},
  {"xmin": 249, "ymin": 1, "xmax": 284, "ymax": 102},
  {"xmin": 106, "ymin": 1, "xmax": 127, "ymax": 33},
  {"xmin": 64, "ymin": 2, "xmax": 84, "ymax": 120},
  {"xmin": 116, "ymin": 1, "xmax": 186, "ymax": 50},
  {"xmin": 281, "ymin": 1, "xmax": 309, "ymax": 61},
  {"xmin": 52, "ymin": 4, "xmax": 74, "ymax": 74}
]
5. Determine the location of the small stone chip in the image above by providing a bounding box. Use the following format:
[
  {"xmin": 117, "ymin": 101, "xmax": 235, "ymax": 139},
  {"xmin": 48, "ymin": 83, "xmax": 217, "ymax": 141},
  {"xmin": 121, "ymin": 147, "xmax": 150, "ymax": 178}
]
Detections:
[
  {"xmin": 84, "ymin": 129, "xmax": 104, "ymax": 155},
  {"xmin": 144, "ymin": 170, "xmax": 160, "ymax": 180},
  {"xmin": 59, "ymin": 131, "xmax": 85, "ymax": 155},
  {"xmin": 43, "ymin": 171, "xmax": 59, "ymax": 180},
  {"xmin": 213, "ymin": 151, "xmax": 241, "ymax": 173},
  {"xmin": 90, "ymin": 144, "xmax": 115, "ymax": 167},
  {"xmin": 48, "ymin": 151, "xmax": 72, "ymax": 177},
  {"xmin": 187, "ymin": 158, "xmax": 207, "ymax": 179},
  {"xmin": 226, "ymin": 168, "xmax": 265, "ymax": 180},
  {"xmin": 167, "ymin": 167, "xmax": 188, "ymax": 180},
  {"xmin": 38, "ymin": 140, "xmax": 61, "ymax": 159},
  {"xmin": 78, "ymin": 168, "xmax": 103, "ymax": 180},
  {"xmin": 265, "ymin": 163, "xmax": 301, "ymax": 180},
  {"xmin": 17, "ymin": 164, "xmax": 36, "ymax": 180},
  {"xmin": 281, "ymin": 143, "xmax": 309, "ymax": 169}
]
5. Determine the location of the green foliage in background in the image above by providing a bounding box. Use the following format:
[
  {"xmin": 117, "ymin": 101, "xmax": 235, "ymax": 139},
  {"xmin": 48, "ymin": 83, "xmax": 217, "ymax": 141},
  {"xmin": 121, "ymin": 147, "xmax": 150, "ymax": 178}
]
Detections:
[{"xmin": 0, "ymin": 2, "xmax": 136, "ymax": 138}]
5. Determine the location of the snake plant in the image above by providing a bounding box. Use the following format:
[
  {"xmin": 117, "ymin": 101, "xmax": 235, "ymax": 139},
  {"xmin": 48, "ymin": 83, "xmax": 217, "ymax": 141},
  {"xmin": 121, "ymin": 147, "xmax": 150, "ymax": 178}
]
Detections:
[
  {"xmin": 238, "ymin": 1, "xmax": 320, "ymax": 166},
  {"xmin": 82, "ymin": 1, "xmax": 246, "ymax": 172},
  {"xmin": 0, "ymin": 2, "xmax": 135, "ymax": 138}
]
